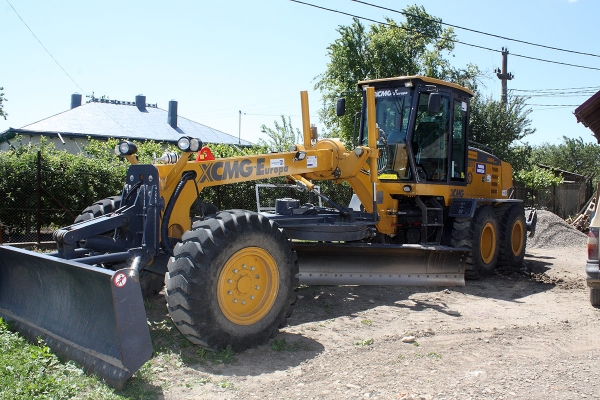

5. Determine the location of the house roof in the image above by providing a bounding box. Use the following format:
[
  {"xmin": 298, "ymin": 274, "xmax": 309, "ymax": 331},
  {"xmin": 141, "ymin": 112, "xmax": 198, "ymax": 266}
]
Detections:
[
  {"xmin": 538, "ymin": 164, "xmax": 587, "ymax": 182},
  {"xmin": 4, "ymin": 97, "xmax": 252, "ymax": 146},
  {"xmin": 574, "ymin": 89, "xmax": 600, "ymax": 144}
]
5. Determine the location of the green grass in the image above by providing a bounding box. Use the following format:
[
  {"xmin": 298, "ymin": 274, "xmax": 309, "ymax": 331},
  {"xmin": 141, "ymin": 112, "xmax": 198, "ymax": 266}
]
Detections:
[
  {"xmin": 354, "ymin": 338, "xmax": 374, "ymax": 347},
  {"xmin": 269, "ymin": 338, "xmax": 303, "ymax": 352},
  {"xmin": 0, "ymin": 318, "xmax": 124, "ymax": 399},
  {"xmin": 0, "ymin": 315, "xmax": 237, "ymax": 399}
]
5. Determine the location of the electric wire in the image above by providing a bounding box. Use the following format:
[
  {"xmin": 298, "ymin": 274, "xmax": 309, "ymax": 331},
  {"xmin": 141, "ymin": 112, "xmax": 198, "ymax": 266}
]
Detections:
[
  {"xmin": 512, "ymin": 86, "xmax": 600, "ymax": 92},
  {"xmin": 527, "ymin": 104, "xmax": 580, "ymax": 107},
  {"xmin": 351, "ymin": 0, "xmax": 600, "ymax": 58},
  {"xmin": 5, "ymin": 0, "xmax": 87, "ymax": 95},
  {"xmin": 290, "ymin": 0, "xmax": 600, "ymax": 71},
  {"xmin": 4, "ymin": 0, "xmax": 147, "ymax": 136}
]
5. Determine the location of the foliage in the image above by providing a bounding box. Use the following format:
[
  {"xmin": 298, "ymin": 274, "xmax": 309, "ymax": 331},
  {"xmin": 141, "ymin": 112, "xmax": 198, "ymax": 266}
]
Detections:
[
  {"xmin": 258, "ymin": 115, "xmax": 302, "ymax": 152},
  {"xmin": 502, "ymin": 143, "xmax": 533, "ymax": 174},
  {"xmin": 0, "ymin": 318, "xmax": 121, "ymax": 400},
  {"xmin": 530, "ymin": 136, "xmax": 600, "ymax": 185},
  {"xmin": 0, "ymin": 137, "xmax": 127, "ymax": 234},
  {"xmin": 315, "ymin": 6, "xmax": 481, "ymax": 144},
  {"xmin": 0, "ymin": 87, "xmax": 6, "ymax": 120},
  {"xmin": 514, "ymin": 165, "xmax": 563, "ymax": 188},
  {"xmin": 354, "ymin": 338, "xmax": 374, "ymax": 346},
  {"xmin": 269, "ymin": 338, "xmax": 303, "ymax": 352},
  {"xmin": 469, "ymin": 94, "xmax": 535, "ymax": 163},
  {"xmin": 0, "ymin": 136, "xmax": 354, "ymax": 239}
]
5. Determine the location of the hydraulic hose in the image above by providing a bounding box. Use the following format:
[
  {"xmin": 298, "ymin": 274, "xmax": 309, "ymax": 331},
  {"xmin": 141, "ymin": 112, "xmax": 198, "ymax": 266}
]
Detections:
[{"xmin": 161, "ymin": 171, "xmax": 196, "ymax": 256}]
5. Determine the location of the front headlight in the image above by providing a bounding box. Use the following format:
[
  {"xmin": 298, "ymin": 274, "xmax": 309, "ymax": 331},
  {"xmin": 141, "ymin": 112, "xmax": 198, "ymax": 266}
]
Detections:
[
  {"xmin": 177, "ymin": 136, "xmax": 202, "ymax": 152},
  {"xmin": 115, "ymin": 141, "xmax": 137, "ymax": 156}
]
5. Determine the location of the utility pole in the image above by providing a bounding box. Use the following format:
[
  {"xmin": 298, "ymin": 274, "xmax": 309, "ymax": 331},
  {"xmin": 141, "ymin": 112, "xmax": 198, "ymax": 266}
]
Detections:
[
  {"xmin": 238, "ymin": 110, "xmax": 242, "ymax": 145},
  {"xmin": 495, "ymin": 47, "xmax": 514, "ymax": 105}
]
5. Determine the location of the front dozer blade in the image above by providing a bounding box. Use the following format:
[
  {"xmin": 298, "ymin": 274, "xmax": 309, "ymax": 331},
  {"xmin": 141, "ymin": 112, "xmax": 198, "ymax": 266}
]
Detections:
[
  {"xmin": 294, "ymin": 242, "xmax": 467, "ymax": 286},
  {"xmin": 0, "ymin": 246, "xmax": 153, "ymax": 390}
]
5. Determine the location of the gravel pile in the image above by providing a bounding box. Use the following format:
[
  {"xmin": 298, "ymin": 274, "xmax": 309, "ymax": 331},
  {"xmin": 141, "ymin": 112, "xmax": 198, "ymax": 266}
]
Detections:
[{"xmin": 526, "ymin": 209, "xmax": 587, "ymax": 249}]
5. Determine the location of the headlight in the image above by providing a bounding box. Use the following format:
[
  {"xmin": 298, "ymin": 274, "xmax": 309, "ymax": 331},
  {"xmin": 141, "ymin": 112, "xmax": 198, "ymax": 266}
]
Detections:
[
  {"xmin": 114, "ymin": 141, "xmax": 137, "ymax": 156},
  {"xmin": 177, "ymin": 137, "xmax": 190, "ymax": 151},
  {"xmin": 177, "ymin": 136, "xmax": 202, "ymax": 152}
]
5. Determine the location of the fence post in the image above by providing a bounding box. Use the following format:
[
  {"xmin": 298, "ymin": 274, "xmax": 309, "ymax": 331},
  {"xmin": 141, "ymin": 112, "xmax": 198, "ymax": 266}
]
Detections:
[{"xmin": 36, "ymin": 150, "xmax": 42, "ymax": 244}]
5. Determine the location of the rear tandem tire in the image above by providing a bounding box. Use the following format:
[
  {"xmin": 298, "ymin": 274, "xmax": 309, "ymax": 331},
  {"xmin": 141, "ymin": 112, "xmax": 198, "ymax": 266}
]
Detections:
[
  {"xmin": 591, "ymin": 288, "xmax": 600, "ymax": 308},
  {"xmin": 165, "ymin": 209, "xmax": 299, "ymax": 351},
  {"xmin": 452, "ymin": 205, "xmax": 500, "ymax": 280},
  {"xmin": 496, "ymin": 203, "xmax": 526, "ymax": 269}
]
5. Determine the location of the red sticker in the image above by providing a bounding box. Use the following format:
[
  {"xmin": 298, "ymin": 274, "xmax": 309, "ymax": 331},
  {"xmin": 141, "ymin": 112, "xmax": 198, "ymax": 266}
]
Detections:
[{"xmin": 114, "ymin": 273, "xmax": 127, "ymax": 288}]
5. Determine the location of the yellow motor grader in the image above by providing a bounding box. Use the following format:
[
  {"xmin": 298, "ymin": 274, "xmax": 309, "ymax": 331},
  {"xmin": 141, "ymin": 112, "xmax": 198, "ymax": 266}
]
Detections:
[{"xmin": 0, "ymin": 76, "xmax": 534, "ymax": 388}]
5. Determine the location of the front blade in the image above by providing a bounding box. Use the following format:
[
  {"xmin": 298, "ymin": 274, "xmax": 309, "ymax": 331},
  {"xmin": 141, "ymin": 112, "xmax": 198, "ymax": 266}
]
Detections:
[{"xmin": 0, "ymin": 245, "xmax": 152, "ymax": 390}]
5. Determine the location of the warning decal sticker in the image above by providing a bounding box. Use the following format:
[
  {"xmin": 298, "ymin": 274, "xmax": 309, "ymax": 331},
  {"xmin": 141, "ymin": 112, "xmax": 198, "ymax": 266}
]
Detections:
[{"xmin": 114, "ymin": 273, "xmax": 127, "ymax": 288}]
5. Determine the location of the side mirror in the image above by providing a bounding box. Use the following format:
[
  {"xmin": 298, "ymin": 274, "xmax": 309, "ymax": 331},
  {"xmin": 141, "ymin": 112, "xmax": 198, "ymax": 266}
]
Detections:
[
  {"xmin": 428, "ymin": 93, "xmax": 441, "ymax": 114},
  {"xmin": 336, "ymin": 97, "xmax": 346, "ymax": 117}
]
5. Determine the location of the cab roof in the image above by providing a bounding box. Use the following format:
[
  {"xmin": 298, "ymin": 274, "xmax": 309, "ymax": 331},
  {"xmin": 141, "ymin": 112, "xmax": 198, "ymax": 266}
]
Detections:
[{"xmin": 358, "ymin": 75, "xmax": 474, "ymax": 97}]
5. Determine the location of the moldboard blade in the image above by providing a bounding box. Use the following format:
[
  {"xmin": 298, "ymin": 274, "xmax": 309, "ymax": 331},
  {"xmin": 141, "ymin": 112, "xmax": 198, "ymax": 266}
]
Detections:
[{"xmin": 294, "ymin": 242, "xmax": 466, "ymax": 286}]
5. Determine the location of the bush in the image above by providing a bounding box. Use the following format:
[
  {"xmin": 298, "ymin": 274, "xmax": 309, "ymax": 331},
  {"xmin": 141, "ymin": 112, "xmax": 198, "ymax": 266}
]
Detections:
[{"xmin": 0, "ymin": 138, "xmax": 354, "ymax": 240}]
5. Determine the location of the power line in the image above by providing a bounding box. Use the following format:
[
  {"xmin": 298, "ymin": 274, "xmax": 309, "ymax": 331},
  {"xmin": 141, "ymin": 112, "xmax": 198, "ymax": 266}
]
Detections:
[
  {"xmin": 351, "ymin": 0, "xmax": 600, "ymax": 58},
  {"xmin": 290, "ymin": 0, "xmax": 600, "ymax": 71},
  {"xmin": 527, "ymin": 104, "xmax": 580, "ymax": 107},
  {"xmin": 5, "ymin": 0, "xmax": 87, "ymax": 95},
  {"xmin": 512, "ymin": 86, "xmax": 600, "ymax": 93},
  {"xmin": 517, "ymin": 93, "xmax": 595, "ymax": 98},
  {"xmin": 5, "ymin": 1, "xmax": 143, "ymax": 136}
]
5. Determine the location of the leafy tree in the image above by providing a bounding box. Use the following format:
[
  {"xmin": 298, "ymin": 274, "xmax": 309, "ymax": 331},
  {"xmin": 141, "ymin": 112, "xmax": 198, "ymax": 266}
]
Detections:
[
  {"xmin": 258, "ymin": 115, "xmax": 301, "ymax": 152},
  {"xmin": 530, "ymin": 136, "xmax": 600, "ymax": 185},
  {"xmin": 0, "ymin": 87, "xmax": 7, "ymax": 120},
  {"xmin": 469, "ymin": 94, "xmax": 535, "ymax": 164},
  {"xmin": 514, "ymin": 165, "xmax": 563, "ymax": 188},
  {"xmin": 503, "ymin": 143, "xmax": 533, "ymax": 174},
  {"xmin": 315, "ymin": 6, "xmax": 481, "ymax": 144}
]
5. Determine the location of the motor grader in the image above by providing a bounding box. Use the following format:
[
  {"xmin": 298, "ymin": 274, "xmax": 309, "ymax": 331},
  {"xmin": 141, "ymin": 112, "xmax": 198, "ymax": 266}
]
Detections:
[{"xmin": 0, "ymin": 76, "xmax": 534, "ymax": 389}]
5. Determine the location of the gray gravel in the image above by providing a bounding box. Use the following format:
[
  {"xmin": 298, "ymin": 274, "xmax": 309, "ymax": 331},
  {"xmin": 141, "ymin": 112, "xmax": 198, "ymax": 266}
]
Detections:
[{"xmin": 527, "ymin": 209, "xmax": 588, "ymax": 249}]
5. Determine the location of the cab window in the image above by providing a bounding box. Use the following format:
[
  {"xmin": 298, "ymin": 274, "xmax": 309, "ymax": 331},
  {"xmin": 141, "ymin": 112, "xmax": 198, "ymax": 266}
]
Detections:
[{"xmin": 412, "ymin": 92, "xmax": 450, "ymax": 182}]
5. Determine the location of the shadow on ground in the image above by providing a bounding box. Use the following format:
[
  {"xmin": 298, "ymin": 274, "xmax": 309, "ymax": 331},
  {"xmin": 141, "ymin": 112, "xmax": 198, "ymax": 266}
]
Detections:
[{"xmin": 134, "ymin": 252, "xmax": 559, "ymax": 382}]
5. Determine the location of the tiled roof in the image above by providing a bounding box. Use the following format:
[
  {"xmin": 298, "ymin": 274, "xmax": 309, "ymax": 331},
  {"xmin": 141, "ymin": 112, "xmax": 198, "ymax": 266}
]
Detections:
[{"xmin": 12, "ymin": 100, "xmax": 252, "ymax": 146}]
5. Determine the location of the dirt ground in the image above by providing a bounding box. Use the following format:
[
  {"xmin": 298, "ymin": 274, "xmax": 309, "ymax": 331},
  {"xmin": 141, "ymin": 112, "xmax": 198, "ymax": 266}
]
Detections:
[{"xmin": 144, "ymin": 212, "xmax": 600, "ymax": 400}]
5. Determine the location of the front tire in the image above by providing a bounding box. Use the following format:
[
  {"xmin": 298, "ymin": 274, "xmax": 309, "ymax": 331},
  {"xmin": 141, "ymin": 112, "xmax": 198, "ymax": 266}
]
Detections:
[
  {"xmin": 452, "ymin": 205, "xmax": 499, "ymax": 280},
  {"xmin": 165, "ymin": 210, "xmax": 298, "ymax": 351},
  {"xmin": 75, "ymin": 196, "xmax": 122, "ymax": 223}
]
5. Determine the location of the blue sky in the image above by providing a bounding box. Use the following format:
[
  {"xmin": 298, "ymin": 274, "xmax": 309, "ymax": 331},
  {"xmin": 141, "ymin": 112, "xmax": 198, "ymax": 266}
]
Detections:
[{"xmin": 1, "ymin": 0, "xmax": 599, "ymax": 147}]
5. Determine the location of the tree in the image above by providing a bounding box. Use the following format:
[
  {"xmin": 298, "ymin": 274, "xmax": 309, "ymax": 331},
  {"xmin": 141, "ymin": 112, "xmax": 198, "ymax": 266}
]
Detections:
[
  {"xmin": 258, "ymin": 115, "xmax": 301, "ymax": 152},
  {"xmin": 469, "ymin": 94, "xmax": 535, "ymax": 164},
  {"xmin": 0, "ymin": 87, "xmax": 7, "ymax": 120},
  {"xmin": 530, "ymin": 136, "xmax": 600, "ymax": 185},
  {"xmin": 315, "ymin": 6, "xmax": 481, "ymax": 144},
  {"xmin": 514, "ymin": 165, "xmax": 563, "ymax": 188}
]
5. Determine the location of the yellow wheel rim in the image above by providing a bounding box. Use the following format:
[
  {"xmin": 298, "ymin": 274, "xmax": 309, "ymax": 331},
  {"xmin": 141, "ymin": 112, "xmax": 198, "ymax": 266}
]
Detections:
[
  {"xmin": 217, "ymin": 247, "xmax": 279, "ymax": 325},
  {"xmin": 480, "ymin": 221, "xmax": 497, "ymax": 265},
  {"xmin": 511, "ymin": 219, "xmax": 525, "ymax": 257}
]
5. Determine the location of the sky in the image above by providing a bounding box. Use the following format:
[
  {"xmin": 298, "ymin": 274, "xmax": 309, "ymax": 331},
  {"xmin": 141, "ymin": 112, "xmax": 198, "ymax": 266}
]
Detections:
[{"xmin": 1, "ymin": 0, "xmax": 599, "ymax": 147}]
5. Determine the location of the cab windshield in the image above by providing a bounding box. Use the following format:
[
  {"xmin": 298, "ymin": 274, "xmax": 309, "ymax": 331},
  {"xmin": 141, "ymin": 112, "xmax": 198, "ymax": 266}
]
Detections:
[{"xmin": 362, "ymin": 87, "xmax": 413, "ymax": 179}]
